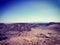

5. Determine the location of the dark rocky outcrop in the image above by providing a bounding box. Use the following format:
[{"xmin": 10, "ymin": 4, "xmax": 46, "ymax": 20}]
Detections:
[{"xmin": 0, "ymin": 33, "xmax": 8, "ymax": 41}]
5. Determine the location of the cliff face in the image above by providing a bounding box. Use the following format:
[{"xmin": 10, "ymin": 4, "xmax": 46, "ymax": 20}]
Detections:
[
  {"xmin": 0, "ymin": 23, "xmax": 31, "ymax": 31},
  {"xmin": 0, "ymin": 23, "xmax": 31, "ymax": 41}
]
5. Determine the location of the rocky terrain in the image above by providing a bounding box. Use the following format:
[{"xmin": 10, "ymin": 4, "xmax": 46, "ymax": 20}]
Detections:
[{"xmin": 0, "ymin": 22, "xmax": 60, "ymax": 45}]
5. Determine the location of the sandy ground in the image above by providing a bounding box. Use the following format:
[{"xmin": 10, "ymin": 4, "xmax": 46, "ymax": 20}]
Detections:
[{"xmin": 0, "ymin": 27, "xmax": 60, "ymax": 45}]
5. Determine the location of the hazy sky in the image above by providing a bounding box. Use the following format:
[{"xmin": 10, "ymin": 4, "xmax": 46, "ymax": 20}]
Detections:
[{"xmin": 0, "ymin": 0, "xmax": 60, "ymax": 23}]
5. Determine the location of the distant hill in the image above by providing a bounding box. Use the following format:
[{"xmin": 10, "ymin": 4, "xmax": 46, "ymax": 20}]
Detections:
[{"xmin": 0, "ymin": 22, "xmax": 60, "ymax": 31}]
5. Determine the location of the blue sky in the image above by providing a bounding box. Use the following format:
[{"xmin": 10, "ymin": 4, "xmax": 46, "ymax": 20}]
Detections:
[{"xmin": 0, "ymin": 0, "xmax": 60, "ymax": 23}]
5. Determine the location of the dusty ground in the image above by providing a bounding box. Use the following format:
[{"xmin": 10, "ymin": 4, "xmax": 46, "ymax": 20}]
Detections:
[{"xmin": 0, "ymin": 27, "xmax": 60, "ymax": 45}]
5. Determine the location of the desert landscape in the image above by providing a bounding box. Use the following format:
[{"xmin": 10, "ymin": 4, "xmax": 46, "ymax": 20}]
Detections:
[{"xmin": 0, "ymin": 22, "xmax": 60, "ymax": 45}]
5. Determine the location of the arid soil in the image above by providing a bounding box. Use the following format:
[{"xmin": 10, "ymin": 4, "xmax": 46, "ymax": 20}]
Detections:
[{"xmin": 0, "ymin": 23, "xmax": 60, "ymax": 45}]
